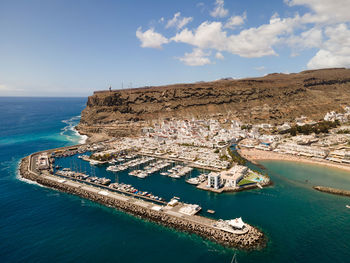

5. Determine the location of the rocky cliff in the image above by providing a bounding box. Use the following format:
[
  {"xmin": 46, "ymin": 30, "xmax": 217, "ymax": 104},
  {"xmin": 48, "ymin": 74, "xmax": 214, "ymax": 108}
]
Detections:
[{"xmin": 77, "ymin": 68, "xmax": 350, "ymax": 138}]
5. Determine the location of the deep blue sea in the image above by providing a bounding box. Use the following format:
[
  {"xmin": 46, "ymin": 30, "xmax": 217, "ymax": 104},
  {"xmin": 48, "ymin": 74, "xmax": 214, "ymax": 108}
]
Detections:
[{"xmin": 1, "ymin": 97, "xmax": 350, "ymax": 263}]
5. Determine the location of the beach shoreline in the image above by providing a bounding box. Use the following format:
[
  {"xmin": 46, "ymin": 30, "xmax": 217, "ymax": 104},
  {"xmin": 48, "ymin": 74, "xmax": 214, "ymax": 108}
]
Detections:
[{"xmin": 238, "ymin": 148, "xmax": 350, "ymax": 173}]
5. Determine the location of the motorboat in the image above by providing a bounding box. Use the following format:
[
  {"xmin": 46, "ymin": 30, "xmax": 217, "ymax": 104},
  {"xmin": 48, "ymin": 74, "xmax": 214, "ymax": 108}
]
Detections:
[{"xmin": 186, "ymin": 177, "xmax": 200, "ymax": 185}]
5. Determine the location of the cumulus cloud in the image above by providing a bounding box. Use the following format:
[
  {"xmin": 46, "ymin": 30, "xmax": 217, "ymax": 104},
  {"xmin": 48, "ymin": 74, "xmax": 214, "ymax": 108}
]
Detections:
[
  {"xmin": 137, "ymin": 0, "xmax": 350, "ymax": 68},
  {"xmin": 307, "ymin": 23, "xmax": 350, "ymax": 69},
  {"xmin": 166, "ymin": 12, "xmax": 193, "ymax": 30},
  {"xmin": 224, "ymin": 12, "xmax": 247, "ymax": 29},
  {"xmin": 210, "ymin": 0, "xmax": 229, "ymax": 18},
  {"xmin": 287, "ymin": 27, "xmax": 323, "ymax": 52},
  {"xmin": 215, "ymin": 52, "xmax": 224, "ymax": 59},
  {"xmin": 286, "ymin": 0, "xmax": 350, "ymax": 24},
  {"xmin": 136, "ymin": 27, "xmax": 169, "ymax": 49},
  {"xmin": 178, "ymin": 48, "xmax": 211, "ymax": 66},
  {"xmin": 172, "ymin": 14, "xmax": 301, "ymax": 58}
]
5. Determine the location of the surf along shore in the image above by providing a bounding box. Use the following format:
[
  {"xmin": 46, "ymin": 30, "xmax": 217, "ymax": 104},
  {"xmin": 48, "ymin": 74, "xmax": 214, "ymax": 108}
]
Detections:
[
  {"xmin": 238, "ymin": 148, "xmax": 350, "ymax": 173},
  {"xmin": 18, "ymin": 146, "xmax": 266, "ymax": 250}
]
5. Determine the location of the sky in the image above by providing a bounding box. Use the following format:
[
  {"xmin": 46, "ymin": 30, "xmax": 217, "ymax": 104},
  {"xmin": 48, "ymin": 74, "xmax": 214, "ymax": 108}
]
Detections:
[{"xmin": 0, "ymin": 0, "xmax": 349, "ymax": 97}]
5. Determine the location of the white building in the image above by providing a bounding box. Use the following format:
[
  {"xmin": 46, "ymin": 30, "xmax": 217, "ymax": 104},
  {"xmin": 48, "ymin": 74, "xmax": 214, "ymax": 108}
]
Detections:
[
  {"xmin": 227, "ymin": 165, "xmax": 247, "ymax": 187},
  {"xmin": 207, "ymin": 172, "xmax": 221, "ymax": 189},
  {"xmin": 276, "ymin": 143, "xmax": 328, "ymax": 158},
  {"xmin": 37, "ymin": 153, "xmax": 49, "ymax": 170}
]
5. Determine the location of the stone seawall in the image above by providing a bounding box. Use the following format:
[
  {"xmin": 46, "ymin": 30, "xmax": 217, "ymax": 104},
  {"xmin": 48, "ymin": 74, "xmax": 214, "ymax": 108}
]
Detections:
[
  {"xmin": 313, "ymin": 186, "xmax": 350, "ymax": 198},
  {"xmin": 19, "ymin": 156, "xmax": 266, "ymax": 250}
]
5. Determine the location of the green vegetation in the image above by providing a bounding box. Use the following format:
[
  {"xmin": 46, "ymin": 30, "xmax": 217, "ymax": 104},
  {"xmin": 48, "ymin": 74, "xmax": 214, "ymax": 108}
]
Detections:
[
  {"xmin": 241, "ymin": 124, "xmax": 252, "ymax": 130},
  {"xmin": 220, "ymin": 154, "xmax": 229, "ymax": 161},
  {"xmin": 283, "ymin": 120, "xmax": 340, "ymax": 136},
  {"xmin": 214, "ymin": 149, "xmax": 220, "ymax": 153},
  {"xmin": 337, "ymin": 129, "xmax": 350, "ymax": 134},
  {"xmin": 238, "ymin": 179, "xmax": 255, "ymax": 186},
  {"xmin": 227, "ymin": 147, "xmax": 246, "ymax": 165}
]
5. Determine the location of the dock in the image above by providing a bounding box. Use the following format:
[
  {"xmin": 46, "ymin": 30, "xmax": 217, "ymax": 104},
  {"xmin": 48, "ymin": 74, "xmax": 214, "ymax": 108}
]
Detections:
[{"xmin": 139, "ymin": 153, "xmax": 221, "ymax": 172}]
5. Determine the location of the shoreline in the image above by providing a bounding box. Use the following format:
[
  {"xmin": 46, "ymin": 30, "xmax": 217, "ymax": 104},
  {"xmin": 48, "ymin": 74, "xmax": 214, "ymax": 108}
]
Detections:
[{"xmin": 238, "ymin": 148, "xmax": 350, "ymax": 172}]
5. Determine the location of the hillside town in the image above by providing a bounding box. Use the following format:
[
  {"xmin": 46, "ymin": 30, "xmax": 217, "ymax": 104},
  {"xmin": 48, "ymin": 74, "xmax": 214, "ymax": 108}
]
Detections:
[{"xmin": 45, "ymin": 105, "xmax": 350, "ymax": 195}]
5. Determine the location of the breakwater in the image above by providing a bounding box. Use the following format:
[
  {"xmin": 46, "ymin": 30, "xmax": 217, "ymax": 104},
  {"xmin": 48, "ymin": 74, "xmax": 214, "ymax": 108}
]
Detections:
[
  {"xmin": 19, "ymin": 153, "xmax": 266, "ymax": 250},
  {"xmin": 313, "ymin": 186, "xmax": 350, "ymax": 198}
]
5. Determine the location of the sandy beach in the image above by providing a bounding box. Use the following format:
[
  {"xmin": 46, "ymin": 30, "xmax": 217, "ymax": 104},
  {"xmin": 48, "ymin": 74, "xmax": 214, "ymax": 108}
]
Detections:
[{"xmin": 239, "ymin": 148, "xmax": 350, "ymax": 173}]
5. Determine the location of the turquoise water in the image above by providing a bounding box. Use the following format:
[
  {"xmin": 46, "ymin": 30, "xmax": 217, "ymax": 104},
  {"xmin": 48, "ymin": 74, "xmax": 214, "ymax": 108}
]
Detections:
[{"xmin": 1, "ymin": 97, "xmax": 350, "ymax": 262}]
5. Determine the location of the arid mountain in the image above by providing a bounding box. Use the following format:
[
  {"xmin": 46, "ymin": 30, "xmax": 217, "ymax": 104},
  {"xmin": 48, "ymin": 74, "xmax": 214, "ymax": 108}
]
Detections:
[{"xmin": 77, "ymin": 68, "xmax": 350, "ymax": 138}]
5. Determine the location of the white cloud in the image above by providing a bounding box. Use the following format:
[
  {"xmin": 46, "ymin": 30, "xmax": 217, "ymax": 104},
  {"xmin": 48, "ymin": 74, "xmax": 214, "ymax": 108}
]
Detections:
[
  {"xmin": 286, "ymin": 0, "xmax": 350, "ymax": 24},
  {"xmin": 287, "ymin": 27, "xmax": 323, "ymax": 52},
  {"xmin": 166, "ymin": 12, "xmax": 193, "ymax": 30},
  {"xmin": 172, "ymin": 14, "xmax": 301, "ymax": 58},
  {"xmin": 215, "ymin": 52, "xmax": 224, "ymax": 60},
  {"xmin": 172, "ymin": 21, "xmax": 228, "ymax": 50},
  {"xmin": 210, "ymin": 0, "xmax": 229, "ymax": 18},
  {"xmin": 136, "ymin": 27, "xmax": 169, "ymax": 49},
  {"xmin": 307, "ymin": 23, "xmax": 350, "ymax": 69},
  {"xmin": 137, "ymin": 0, "xmax": 350, "ymax": 68},
  {"xmin": 224, "ymin": 12, "xmax": 247, "ymax": 29},
  {"xmin": 178, "ymin": 48, "xmax": 211, "ymax": 66}
]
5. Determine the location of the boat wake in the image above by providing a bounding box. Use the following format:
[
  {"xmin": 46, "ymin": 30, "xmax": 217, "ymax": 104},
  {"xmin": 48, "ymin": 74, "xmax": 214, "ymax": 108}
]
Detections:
[{"xmin": 60, "ymin": 115, "xmax": 87, "ymax": 144}]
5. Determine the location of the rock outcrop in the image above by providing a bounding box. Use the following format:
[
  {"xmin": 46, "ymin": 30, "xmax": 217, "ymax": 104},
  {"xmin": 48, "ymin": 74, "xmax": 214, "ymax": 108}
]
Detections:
[{"xmin": 77, "ymin": 68, "xmax": 350, "ymax": 137}]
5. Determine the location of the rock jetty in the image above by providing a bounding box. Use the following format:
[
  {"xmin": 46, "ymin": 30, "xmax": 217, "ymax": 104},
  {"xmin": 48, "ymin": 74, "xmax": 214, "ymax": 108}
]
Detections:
[{"xmin": 313, "ymin": 186, "xmax": 350, "ymax": 198}]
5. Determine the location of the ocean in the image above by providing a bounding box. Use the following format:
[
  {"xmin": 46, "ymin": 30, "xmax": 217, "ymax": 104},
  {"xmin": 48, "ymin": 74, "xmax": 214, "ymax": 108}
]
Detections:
[{"xmin": 1, "ymin": 97, "xmax": 350, "ymax": 263}]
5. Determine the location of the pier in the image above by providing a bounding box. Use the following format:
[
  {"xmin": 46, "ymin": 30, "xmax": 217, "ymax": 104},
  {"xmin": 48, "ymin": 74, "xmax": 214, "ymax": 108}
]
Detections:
[
  {"xmin": 20, "ymin": 146, "xmax": 266, "ymax": 250},
  {"xmin": 139, "ymin": 153, "xmax": 221, "ymax": 172}
]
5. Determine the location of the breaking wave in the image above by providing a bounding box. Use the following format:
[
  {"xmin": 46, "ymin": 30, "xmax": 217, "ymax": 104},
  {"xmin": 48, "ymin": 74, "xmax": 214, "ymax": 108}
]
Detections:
[{"xmin": 60, "ymin": 115, "xmax": 87, "ymax": 144}]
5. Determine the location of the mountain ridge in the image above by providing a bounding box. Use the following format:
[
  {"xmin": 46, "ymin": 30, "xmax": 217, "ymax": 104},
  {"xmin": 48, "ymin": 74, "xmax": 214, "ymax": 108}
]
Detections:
[{"xmin": 77, "ymin": 68, "xmax": 350, "ymax": 138}]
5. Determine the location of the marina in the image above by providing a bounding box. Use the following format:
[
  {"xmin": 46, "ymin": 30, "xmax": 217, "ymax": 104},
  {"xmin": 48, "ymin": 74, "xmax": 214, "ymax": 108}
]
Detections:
[{"xmin": 19, "ymin": 146, "xmax": 266, "ymax": 250}]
